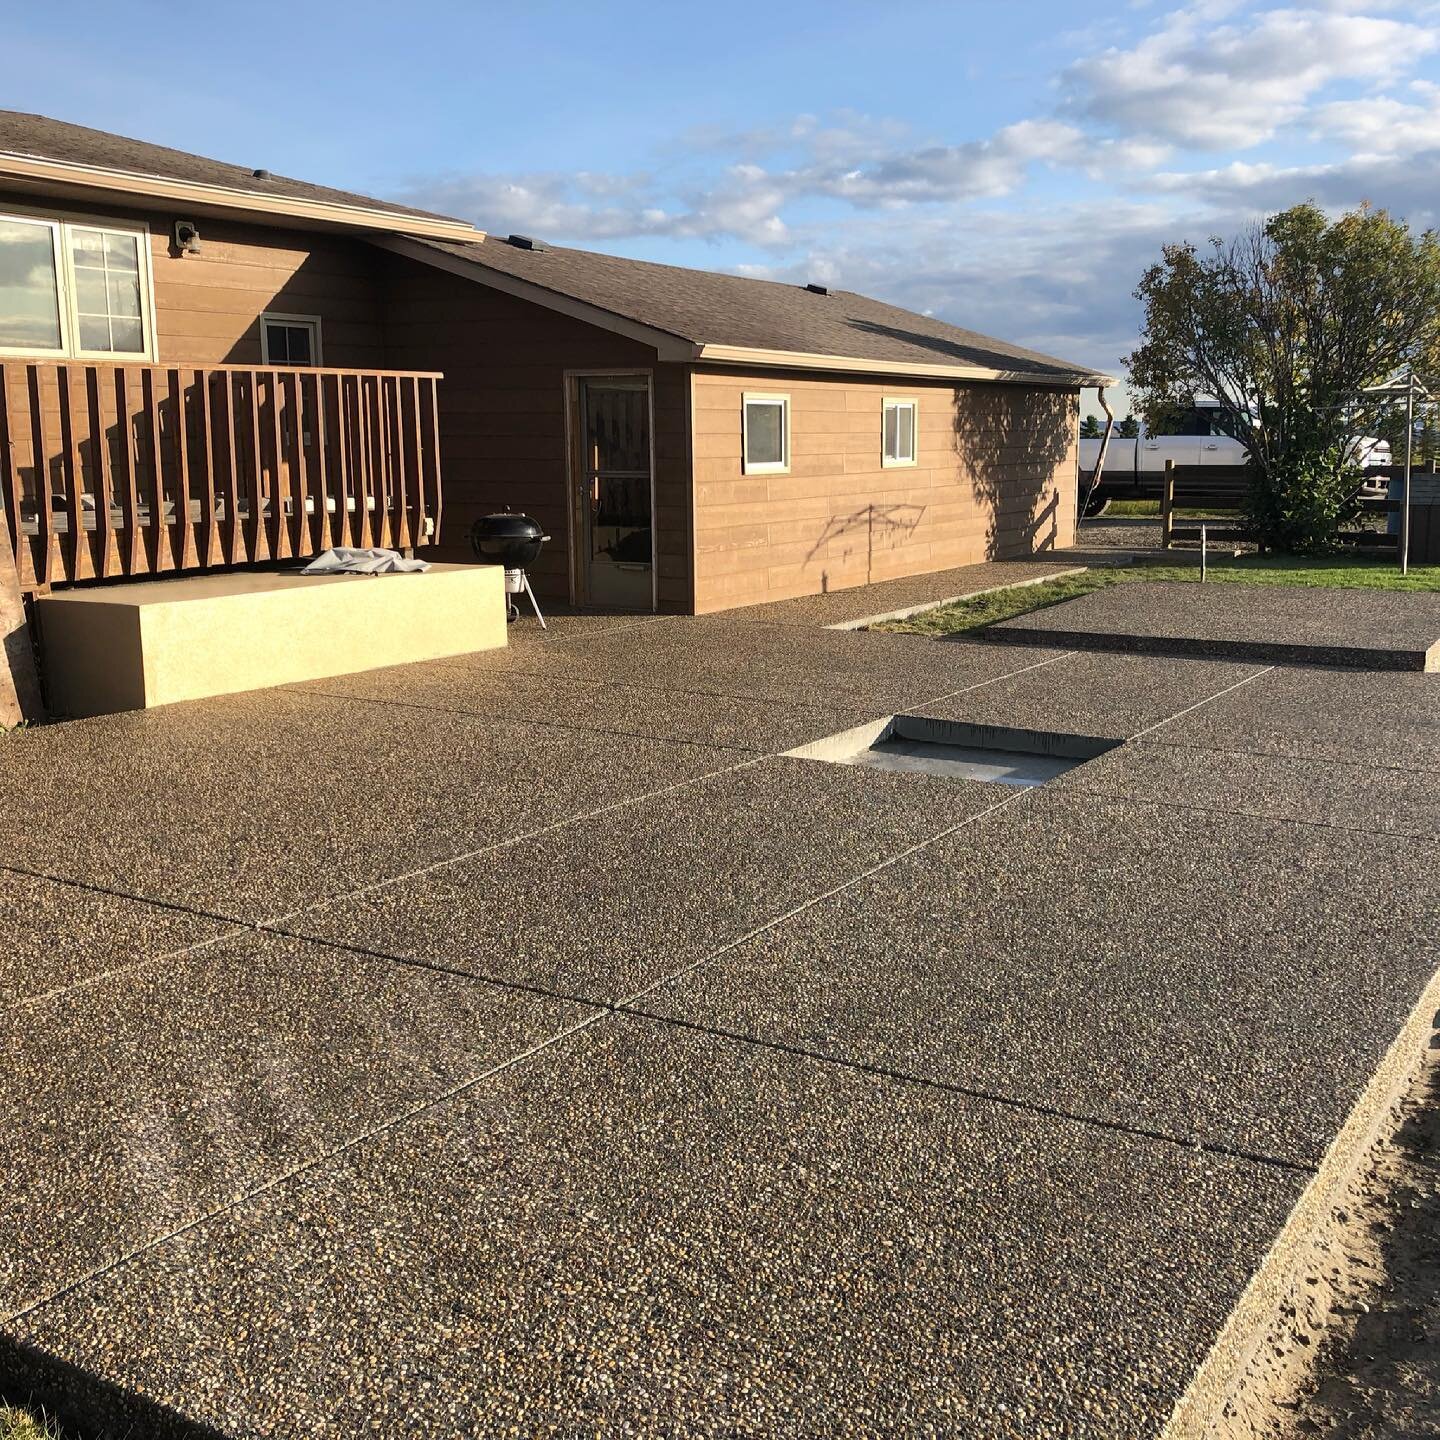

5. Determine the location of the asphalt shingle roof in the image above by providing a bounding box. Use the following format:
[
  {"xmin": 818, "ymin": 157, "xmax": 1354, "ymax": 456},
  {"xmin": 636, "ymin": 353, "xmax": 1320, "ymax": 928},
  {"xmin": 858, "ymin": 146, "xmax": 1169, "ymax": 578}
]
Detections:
[
  {"xmin": 419, "ymin": 235, "xmax": 1105, "ymax": 381},
  {"xmin": 0, "ymin": 110, "xmax": 464, "ymax": 226}
]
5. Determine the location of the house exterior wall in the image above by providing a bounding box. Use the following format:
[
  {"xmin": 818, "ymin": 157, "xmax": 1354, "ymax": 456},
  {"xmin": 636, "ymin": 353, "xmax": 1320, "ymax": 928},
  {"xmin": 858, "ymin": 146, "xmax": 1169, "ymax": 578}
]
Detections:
[
  {"xmin": 689, "ymin": 368, "xmax": 1079, "ymax": 613},
  {"xmin": 147, "ymin": 217, "xmax": 389, "ymax": 368},
  {"xmin": 0, "ymin": 189, "xmax": 391, "ymax": 368},
  {"xmin": 3, "ymin": 185, "xmax": 1077, "ymax": 617},
  {"xmin": 378, "ymin": 253, "xmax": 693, "ymax": 610}
]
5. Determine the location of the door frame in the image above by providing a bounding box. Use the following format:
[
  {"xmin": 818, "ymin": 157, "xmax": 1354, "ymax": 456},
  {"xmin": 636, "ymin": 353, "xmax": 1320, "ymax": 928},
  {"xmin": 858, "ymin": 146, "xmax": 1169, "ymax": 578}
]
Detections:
[{"xmin": 563, "ymin": 368, "xmax": 658, "ymax": 612}]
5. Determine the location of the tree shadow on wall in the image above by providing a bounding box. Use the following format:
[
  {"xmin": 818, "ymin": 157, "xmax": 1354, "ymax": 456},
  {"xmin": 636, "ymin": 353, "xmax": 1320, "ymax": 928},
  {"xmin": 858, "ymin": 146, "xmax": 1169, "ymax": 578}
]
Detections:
[
  {"xmin": 951, "ymin": 384, "xmax": 1075, "ymax": 557},
  {"xmin": 805, "ymin": 503, "xmax": 926, "ymax": 590}
]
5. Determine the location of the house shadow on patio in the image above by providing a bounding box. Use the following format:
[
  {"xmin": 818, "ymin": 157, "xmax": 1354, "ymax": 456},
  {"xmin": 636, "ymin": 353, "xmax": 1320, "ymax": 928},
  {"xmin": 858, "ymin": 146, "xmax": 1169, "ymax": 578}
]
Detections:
[{"xmin": 1, "ymin": 1330, "xmax": 229, "ymax": 1440}]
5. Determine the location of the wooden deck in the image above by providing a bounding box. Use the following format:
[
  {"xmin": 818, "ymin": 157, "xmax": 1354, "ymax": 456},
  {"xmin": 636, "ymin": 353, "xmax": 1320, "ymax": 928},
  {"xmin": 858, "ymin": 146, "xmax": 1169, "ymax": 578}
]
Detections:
[{"xmin": 0, "ymin": 359, "xmax": 444, "ymax": 595}]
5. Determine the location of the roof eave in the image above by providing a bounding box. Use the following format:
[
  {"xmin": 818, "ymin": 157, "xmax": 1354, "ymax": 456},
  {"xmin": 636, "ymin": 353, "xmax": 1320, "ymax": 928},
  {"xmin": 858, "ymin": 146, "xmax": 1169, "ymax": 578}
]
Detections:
[
  {"xmin": 694, "ymin": 344, "xmax": 1110, "ymax": 388},
  {"xmin": 0, "ymin": 151, "xmax": 483, "ymax": 242}
]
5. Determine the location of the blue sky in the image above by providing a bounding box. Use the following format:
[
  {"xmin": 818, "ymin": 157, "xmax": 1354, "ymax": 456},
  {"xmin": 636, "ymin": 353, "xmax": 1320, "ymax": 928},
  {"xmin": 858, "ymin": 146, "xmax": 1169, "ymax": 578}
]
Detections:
[{"xmin": 6, "ymin": 0, "xmax": 1440, "ymax": 413}]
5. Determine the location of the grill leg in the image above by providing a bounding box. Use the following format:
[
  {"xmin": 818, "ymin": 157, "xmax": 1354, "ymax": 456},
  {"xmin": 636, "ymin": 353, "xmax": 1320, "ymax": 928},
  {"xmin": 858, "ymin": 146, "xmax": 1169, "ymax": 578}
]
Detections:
[{"xmin": 522, "ymin": 573, "xmax": 547, "ymax": 629}]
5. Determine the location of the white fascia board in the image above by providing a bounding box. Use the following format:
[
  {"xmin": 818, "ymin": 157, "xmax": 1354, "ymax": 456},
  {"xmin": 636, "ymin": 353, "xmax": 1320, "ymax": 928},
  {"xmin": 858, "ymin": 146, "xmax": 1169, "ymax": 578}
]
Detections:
[{"xmin": 0, "ymin": 152, "xmax": 483, "ymax": 242}]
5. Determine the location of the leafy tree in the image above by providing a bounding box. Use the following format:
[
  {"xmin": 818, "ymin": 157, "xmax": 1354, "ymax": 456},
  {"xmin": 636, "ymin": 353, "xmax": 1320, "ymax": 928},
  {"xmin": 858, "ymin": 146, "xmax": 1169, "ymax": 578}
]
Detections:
[
  {"xmin": 1376, "ymin": 404, "xmax": 1440, "ymax": 469},
  {"xmin": 1079, "ymin": 415, "xmax": 1102, "ymax": 439},
  {"xmin": 1127, "ymin": 203, "xmax": 1440, "ymax": 552},
  {"xmin": 1117, "ymin": 414, "xmax": 1141, "ymax": 438}
]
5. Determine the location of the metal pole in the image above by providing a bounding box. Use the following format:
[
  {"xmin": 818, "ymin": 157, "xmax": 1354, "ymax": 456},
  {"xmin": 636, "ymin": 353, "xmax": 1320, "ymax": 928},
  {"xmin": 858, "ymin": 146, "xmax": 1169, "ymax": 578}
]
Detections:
[
  {"xmin": 1402, "ymin": 369, "xmax": 1415, "ymax": 576},
  {"xmin": 1200, "ymin": 522, "xmax": 1208, "ymax": 581}
]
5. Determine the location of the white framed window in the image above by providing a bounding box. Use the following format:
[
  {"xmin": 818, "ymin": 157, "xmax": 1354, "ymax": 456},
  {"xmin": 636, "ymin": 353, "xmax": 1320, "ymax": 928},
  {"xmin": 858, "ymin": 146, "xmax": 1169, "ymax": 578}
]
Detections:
[
  {"xmin": 0, "ymin": 209, "xmax": 155, "ymax": 360},
  {"xmin": 742, "ymin": 392, "xmax": 790, "ymax": 474},
  {"xmin": 260, "ymin": 312, "xmax": 323, "ymax": 367},
  {"xmin": 882, "ymin": 397, "xmax": 918, "ymax": 466}
]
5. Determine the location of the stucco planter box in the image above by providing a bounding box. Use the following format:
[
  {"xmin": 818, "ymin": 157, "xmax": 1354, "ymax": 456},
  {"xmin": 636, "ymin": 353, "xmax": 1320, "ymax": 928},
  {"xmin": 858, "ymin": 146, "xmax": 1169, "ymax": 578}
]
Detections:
[{"xmin": 36, "ymin": 563, "xmax": 506, "ymax": 717}]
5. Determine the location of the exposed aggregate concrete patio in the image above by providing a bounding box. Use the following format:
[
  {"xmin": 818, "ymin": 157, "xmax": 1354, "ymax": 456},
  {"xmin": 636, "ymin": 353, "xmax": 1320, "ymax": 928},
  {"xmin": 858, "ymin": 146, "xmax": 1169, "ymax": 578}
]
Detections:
[
  {"xmin": 987, "ymin": 580, "xmax": 1440, "ymax": 670},
  {"xmin": 3, "ymin": 576, "xmax": 1439, "ymax": 1438}
]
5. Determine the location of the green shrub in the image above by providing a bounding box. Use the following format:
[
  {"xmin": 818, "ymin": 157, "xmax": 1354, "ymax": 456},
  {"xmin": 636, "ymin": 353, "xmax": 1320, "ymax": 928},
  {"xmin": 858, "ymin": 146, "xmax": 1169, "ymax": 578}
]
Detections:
[{"xmin": 1243, "ymin": 447, "xmax": 1364, "ymax": 554}]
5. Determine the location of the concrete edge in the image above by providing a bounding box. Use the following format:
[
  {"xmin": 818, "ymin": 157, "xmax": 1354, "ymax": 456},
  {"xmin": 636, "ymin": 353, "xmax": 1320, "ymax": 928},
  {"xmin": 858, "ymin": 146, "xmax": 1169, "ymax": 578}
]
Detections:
[
  {"xmin": 894, "ymin": 715, "xmax": 1119, "ymax": 760},
  {"xmin": 780, "ymin": 713, "xmax": 1119, "ymax": 766},
  {"xmin": 1162, "ymin": 964, "xmax": 1440, "ymax": 1440},
  {"xmin": 782, "ymin": 715, "xmax": 896, "ymax": 763},
  {"xmin": 974, "ymin": 627, "xmax": 1431, "ymax": 672},
  {"xmin": 823, "ymin": 567, "xmax": 1092, "ymax": 630}
]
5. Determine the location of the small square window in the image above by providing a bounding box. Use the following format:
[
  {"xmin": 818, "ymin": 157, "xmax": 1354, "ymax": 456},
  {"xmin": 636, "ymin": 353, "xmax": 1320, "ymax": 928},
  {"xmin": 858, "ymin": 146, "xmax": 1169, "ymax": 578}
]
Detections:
[
  {"xmin": 260, "ymin": 313, "xmax": 322, "ymax": 367},
  {"xmin": 743, "ymin": 393, "xmax": 789, "ymax": 474},
  {"xmin": 883, "ymin": 399, "xmax": 917, "ymax": 466}
]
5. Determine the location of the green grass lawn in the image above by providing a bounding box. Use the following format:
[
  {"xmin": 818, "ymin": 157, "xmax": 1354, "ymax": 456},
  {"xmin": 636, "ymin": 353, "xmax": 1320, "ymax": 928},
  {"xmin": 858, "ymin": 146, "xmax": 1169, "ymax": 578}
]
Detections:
[
  {"xmin": 1100, "ymin": 499, "xmax": 1240, "ymax": 520},
  {"xmin": 0, "ymin": 1408, "xmax": 61, "ymax": 1440},
  {"xmin": 875, "ymin": 555, "xmax": 1440, "ymax": 637}
]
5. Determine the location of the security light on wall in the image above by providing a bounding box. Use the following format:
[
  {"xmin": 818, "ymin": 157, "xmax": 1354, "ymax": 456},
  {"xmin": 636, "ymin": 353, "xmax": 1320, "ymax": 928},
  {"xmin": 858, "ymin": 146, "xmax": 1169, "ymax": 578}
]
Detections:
[{"xmin": 173, "ymin": 219, "xmax": 202, "ymax": 255}]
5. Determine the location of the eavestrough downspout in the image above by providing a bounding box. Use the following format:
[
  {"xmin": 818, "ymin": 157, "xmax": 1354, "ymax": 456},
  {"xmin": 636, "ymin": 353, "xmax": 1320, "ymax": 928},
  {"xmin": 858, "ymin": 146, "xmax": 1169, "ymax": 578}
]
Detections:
[{"xmin": 1078, "ymin": 386, "xmax": 1114, "ymax": 524}]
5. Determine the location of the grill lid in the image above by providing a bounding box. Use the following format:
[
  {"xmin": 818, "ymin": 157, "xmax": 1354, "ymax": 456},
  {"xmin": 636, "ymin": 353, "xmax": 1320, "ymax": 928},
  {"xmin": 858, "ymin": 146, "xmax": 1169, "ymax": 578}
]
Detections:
[
  {"xmin": 472, "ymin": 511, "xmax": 545, "ymax": 542},
  {"xmin": 470, "ymin": 510, "xmax": 549, "ymax": 568}
]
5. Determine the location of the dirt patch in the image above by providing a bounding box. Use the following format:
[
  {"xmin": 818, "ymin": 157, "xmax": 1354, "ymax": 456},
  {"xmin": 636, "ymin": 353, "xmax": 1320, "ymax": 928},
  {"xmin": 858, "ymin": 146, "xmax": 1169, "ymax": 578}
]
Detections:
[
  {"xmin": 1076, "ymin": 515, "xmax": 1166, "ymax": 552},
  {"xmin": 1222, "ymin": 1047, "xmax": 1440, "ymax": 1439}
]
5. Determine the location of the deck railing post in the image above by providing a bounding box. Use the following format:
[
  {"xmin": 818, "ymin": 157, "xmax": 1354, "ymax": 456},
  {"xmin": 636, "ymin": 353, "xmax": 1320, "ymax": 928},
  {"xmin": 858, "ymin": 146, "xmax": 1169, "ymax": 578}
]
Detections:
[{"xmin": 3, "ymin": 359, "xmax": 441, "ymax": 593}]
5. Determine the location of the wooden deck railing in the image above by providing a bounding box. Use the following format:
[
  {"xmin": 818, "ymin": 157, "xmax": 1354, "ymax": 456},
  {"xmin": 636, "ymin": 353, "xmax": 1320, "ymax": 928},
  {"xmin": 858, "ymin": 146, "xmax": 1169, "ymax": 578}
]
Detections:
[{"xmin": 0, "ymin": 358, "xmax": 443, "ymax": 594}]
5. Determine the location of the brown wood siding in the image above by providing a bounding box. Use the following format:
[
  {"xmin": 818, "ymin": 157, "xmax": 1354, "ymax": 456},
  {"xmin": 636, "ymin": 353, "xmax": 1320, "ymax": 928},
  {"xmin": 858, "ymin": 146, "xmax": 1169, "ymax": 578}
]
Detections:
[
  {"xmin": 149, "ymin": 221, "xmax": 389, "ymax": 369},
  {"xmin": 0, "ymin": 190, "xmax": 391, "ymax": 371},
  {"xmin": 378, "ymin": 252, "xmax": 693, "ymax": 610},
  {"xmin": 690, "ymin": 369, "xmax": 1078, "ymax": 613}
]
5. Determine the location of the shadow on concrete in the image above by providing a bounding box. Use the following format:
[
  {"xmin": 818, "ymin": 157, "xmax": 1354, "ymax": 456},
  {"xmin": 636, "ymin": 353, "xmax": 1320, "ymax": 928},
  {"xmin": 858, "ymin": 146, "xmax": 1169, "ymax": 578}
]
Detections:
[{"xmin": 1, "ymin": 1331, "xmax": 226, "ymax": 1440}]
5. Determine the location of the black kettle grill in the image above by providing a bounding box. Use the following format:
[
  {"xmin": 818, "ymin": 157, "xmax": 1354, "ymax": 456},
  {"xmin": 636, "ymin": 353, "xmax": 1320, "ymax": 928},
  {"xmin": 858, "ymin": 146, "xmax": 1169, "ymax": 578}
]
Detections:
[{"xmin": 470, "ymin": 511, "xmax": 549, "ymax": 626}]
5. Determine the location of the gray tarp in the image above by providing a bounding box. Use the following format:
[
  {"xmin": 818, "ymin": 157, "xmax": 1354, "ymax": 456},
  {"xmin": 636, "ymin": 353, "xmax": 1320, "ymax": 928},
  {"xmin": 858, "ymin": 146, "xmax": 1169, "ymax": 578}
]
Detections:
[{"xmin": 301, "ymin": 547, "xmax": 430, "ymax": 576}]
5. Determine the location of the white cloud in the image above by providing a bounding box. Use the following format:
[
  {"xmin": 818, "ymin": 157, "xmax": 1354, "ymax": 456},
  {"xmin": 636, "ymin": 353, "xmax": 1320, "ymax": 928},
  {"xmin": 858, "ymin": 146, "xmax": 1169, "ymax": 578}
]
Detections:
[
  {"xmin": 404, "ymin": 117, "xmax": 1095, "ymax": 246},
  {"xmin": 1151, "ymin": 147, "xmax": 1440, "ymax": 224},
  {"xmin": 1062, "ymin": 4, "xmax": 1436, "ymax": 149},
  {"xmin": 813, "ymin": 120, "xmax": 1090, "ymax": 205},
  {"xmin": 407, "ymin": 6, "xmax": 1440, "ymax": 247},
  {"xmin": 394, "ymin": 3, "xmax": 1440, "ymax": 397},
  {"xmin": 1311, "ymin": 80, "xmax": 1440, "ymax": 153}
]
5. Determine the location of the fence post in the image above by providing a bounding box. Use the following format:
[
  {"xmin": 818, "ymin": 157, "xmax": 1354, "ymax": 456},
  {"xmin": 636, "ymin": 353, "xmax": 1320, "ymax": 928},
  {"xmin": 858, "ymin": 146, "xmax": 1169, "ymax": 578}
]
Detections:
[
  {"xmin": 0, "ymin": 520, "xmax": 44, "ymax": 726},
  {"xmin": 1161, "ymin": 458, "xmax": 1175, "ymax": 549}
]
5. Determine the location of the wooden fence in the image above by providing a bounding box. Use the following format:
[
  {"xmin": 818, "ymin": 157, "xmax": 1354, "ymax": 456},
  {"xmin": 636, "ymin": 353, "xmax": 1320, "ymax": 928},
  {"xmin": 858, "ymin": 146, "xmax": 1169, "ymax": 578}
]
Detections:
[{"xmin": 0, "ymin": 358, "xmax": 443, "ymax": 595}]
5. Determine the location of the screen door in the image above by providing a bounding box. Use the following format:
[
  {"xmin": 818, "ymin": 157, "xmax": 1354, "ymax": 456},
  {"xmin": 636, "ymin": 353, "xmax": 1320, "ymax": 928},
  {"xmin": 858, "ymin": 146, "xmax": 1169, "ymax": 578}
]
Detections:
[{"xmin": 576, "ymin": 377, "xmax": 653, "ymax": 608}]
